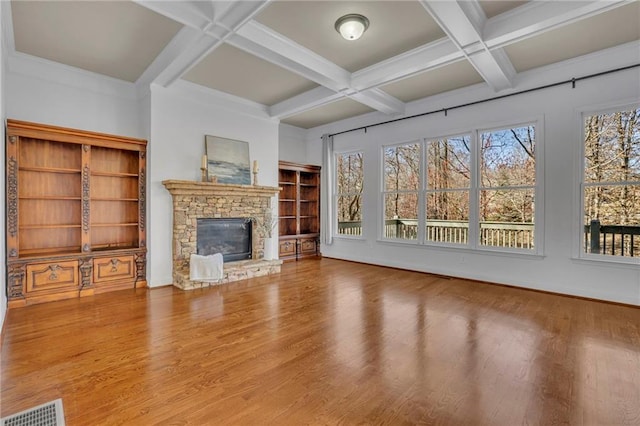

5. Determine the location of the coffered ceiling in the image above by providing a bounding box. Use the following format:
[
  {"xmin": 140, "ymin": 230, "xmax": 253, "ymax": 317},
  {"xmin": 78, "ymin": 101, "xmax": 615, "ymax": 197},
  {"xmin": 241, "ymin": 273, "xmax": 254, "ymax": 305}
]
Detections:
[{"xmin": 6, "ymin": 1, "xmax": 640, "ymax": 129}]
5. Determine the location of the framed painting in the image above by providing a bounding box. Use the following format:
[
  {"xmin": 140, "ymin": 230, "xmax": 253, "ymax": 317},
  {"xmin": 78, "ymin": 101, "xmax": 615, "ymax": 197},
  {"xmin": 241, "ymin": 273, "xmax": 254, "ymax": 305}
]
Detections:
[{"xmin": 205, "ymin": 135, "xmax": 251, "ymax": 185}]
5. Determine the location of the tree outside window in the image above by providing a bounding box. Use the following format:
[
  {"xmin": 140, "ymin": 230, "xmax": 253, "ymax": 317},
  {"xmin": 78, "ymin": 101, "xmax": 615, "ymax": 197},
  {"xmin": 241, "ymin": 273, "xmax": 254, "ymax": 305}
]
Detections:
[
  {"xmin": 383, "ymin": 143, "xmax": 420, "ymax": 240},
  {"xmin": 426, "ymin": 135, "xmax": 471, "ymax": 244},
  {"xmin": 479, "ymin": 125, "xmax": 536, "ymax": 249},
  {"xmin": 583, "ymin": 107, "xmax": 639, "ymax": 257},
  {"xmin": 379, "ymin": 122, "xmax": 540, "ymax": 251},
  {"xmin": 336, "ymin": 152, "xmax": 364, "ymax": 236}
]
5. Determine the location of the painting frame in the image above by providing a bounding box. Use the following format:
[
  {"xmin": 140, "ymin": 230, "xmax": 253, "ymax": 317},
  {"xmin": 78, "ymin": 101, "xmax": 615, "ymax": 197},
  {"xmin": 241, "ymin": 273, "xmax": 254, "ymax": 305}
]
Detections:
[{"xmin": 205, "ymin": 135, "xmax": 251, "ymax": 185}]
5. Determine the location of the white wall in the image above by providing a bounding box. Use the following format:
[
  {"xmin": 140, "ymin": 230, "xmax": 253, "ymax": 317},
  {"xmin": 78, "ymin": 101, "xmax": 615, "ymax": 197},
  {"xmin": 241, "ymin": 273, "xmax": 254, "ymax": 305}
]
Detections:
[
  {"xmin": 279, "ymin": 123, "xmax": 309, "ymax": 164},
  {"xmin": 6, "ymin": 54, "xmax": 142, "ymax": 138},
  {"xmin": 148, "ymin": 84, "xmax": 280, "ymax": 287},
  {"xmin": 306, "ymin": 43, "xmax": 640, "ymax": 305}
]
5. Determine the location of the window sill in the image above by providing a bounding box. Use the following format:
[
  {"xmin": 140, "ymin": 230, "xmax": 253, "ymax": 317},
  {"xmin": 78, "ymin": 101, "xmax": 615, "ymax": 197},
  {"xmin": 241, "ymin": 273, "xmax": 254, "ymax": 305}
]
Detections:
[
  {"xmin": 333, "ymin": 234, "xmax": 366, "ymax": 242},
  {"xmin": 571, "ymin": 255, "xmax": 640, "ymax": 270},
  {"xmin": 377, "ymin": 238, "xmax": 546, "ymax": 260}
]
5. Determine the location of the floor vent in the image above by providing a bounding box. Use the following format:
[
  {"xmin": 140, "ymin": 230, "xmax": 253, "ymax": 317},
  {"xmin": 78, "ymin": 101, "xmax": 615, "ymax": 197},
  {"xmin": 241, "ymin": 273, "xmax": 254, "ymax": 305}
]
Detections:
[{"xmin": 1, "ymin": 399, "xmax": 65, "ymax": 426}]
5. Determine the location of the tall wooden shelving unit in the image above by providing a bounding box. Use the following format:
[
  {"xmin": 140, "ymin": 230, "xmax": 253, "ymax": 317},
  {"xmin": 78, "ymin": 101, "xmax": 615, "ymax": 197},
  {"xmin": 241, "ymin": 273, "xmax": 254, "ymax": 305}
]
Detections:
[
  {"xmin": 6, "ymin": 119, "xmax": 147, "ymax": 307},
  {"xmin": 278, "ymin": 161, "xmax": 320, "ymax": 261}
]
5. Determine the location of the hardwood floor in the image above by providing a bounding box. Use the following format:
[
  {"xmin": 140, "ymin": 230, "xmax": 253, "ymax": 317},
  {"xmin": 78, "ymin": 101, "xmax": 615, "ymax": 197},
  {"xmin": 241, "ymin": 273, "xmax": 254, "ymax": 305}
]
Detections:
[{"xmin": 1, "ymin": 258, "xmax": 639, "ymax": 425}]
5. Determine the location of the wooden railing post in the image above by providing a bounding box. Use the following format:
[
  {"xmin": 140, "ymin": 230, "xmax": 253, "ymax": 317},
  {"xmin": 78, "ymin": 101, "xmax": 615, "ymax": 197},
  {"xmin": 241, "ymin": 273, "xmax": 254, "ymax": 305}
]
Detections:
[{"xmin": 590, "ymin": 219, "xmax": 601, "ymax": 254}]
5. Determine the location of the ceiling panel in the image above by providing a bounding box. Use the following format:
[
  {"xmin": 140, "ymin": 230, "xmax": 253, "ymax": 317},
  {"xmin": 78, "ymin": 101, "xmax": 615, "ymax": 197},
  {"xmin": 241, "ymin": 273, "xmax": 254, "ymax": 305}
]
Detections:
[
  {"xmin": 183, "ymin": 43, "xmax": 318, "ymax": 106},
  {"xmin": 255, "ymin": 1, "xmax": 445, "ymax": 72},
  {"xmin": 281, "ymin": 99, "xmax": 374, "ymax": 129},
  {"xmin": 504, "ymin": 2, "xmax": 640, "ymax": 73},
  {"xmin": 479, "ymin": 1, "xmax": 529, "ymax": 19},
  {"xmin": 381, "ymin": 60, "xmax": 484, "ymax": 103},
  {"xmin": 11, "ymin": 0, "xmax": 182, "ymax": 82}
]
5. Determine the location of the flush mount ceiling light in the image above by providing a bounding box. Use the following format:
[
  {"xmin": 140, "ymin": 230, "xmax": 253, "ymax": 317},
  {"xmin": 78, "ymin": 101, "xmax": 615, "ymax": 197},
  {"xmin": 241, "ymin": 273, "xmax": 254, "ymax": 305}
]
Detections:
[{"xmin": 334, "ymin": 14, "xmax": 369, "ymax": 41}]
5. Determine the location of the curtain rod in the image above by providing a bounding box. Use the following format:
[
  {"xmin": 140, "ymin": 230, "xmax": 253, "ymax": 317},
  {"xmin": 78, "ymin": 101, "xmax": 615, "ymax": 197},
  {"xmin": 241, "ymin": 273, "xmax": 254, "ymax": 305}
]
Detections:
[{"xmin": 325, "ymin": 63, "xmax": 640, "ymax": 139}]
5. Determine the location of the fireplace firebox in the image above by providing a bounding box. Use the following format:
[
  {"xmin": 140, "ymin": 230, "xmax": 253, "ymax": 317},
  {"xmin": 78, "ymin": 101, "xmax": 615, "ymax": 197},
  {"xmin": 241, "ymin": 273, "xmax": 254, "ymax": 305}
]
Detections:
[{"xmin": 197, "ymin": 218, "xmax": 252, "ymax": 262}]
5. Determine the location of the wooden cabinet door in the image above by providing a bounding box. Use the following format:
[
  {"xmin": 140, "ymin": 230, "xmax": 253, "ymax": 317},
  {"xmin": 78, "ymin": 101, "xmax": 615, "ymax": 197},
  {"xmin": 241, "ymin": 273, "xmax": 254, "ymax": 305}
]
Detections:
[
  {"xmin": 279, "ymin": 239, "xmax": 297, "ymax": 258},
  {"xmin": 93, "ymin": 255, "xmax": 136, "ymax": 283},
  {"xmin": 26, "ymin": 260, "xmax": 79, "ymax": 293},
  {"xmin": 300, "ymin": 238, "xmax": 317, "ymax": 255}
]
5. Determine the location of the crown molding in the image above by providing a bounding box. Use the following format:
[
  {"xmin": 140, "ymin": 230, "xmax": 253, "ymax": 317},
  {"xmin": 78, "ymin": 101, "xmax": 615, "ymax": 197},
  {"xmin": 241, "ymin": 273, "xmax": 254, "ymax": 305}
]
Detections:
[
  {"xmin": 163, "ymin": 80, "xmax": 272, "ymax": 120},
  {"xmin": 7, "ymin": 51, "xmax": 137, "ymax": 100}
]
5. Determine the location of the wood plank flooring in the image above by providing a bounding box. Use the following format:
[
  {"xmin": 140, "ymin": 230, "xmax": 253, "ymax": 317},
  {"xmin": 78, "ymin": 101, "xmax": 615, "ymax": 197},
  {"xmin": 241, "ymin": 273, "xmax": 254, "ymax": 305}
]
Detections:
[{"xmin": 1, "ymin": 258, "xmax": 639, "ymax": 425}]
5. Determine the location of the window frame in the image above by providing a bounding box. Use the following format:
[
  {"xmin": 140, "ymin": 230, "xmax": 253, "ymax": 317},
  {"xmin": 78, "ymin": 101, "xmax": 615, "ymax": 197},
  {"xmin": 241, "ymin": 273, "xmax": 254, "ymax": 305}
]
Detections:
[
  {"xmin": 380, "ymin": 140, "xmax": 423, "ymax": 243},
  {"xmin": 424, "ymin": 132, "xmax": 474, "ymax": 248},
  {"xmin": 475, "ymin": 119, "xmax": 544, "ymax": 256},
  {"xmin": 334, "ymin": 149, "xmax": 365, "ymax": 240},
  {"xmin": 379, "ymin": 117, "xmax": 544, "ymax": 256},
  {"xmin": 576, "ymin": 101, "xmax": 640, "ymax": 265}
]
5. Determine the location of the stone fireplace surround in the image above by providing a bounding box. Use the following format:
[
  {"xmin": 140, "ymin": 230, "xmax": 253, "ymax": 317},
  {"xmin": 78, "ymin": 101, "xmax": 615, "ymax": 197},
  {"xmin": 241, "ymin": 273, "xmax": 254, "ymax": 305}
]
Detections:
[{"xmin": 162, "ymin": 180, "xmax": 282, "ymax": 290}]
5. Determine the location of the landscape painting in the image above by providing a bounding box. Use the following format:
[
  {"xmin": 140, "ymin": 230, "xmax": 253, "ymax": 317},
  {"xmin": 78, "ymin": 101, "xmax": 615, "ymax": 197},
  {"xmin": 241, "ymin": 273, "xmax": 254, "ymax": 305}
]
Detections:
[{"xmin": 205, "ymin": 135, "xmax": 251, "ymax": 185}]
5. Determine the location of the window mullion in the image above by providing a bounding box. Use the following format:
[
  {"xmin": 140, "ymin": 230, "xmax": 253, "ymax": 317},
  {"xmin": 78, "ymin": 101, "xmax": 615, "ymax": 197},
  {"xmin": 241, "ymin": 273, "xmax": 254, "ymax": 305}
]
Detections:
[
  {"xmin": 418, "ymin": 139, "xmax": 426, "ymax": 244},
  {"xmin": 469, "ymin": 130, "xmax": 480, "ymax": 249}
]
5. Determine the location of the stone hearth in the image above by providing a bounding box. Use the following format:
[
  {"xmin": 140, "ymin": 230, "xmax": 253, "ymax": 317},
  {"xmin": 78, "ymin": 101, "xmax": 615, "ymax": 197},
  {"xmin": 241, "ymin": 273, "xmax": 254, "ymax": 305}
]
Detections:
[{"xmin": 162, "ymin": 180, "xmax": 282, "ymax": 290}]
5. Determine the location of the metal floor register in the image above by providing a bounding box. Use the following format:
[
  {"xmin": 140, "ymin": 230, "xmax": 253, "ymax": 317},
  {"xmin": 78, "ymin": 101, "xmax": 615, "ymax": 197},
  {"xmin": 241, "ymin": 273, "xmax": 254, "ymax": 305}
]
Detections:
[{"xmin": 1, "ymin": 399, "xmax": 65, "ymax": 426}]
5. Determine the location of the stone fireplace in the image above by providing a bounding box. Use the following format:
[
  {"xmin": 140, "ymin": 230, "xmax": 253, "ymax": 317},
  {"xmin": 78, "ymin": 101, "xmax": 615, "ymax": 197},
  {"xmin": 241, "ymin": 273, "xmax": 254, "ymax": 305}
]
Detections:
[{"xmin": 162, "ymin": 180, "xmax": 282, "ymax": 290}]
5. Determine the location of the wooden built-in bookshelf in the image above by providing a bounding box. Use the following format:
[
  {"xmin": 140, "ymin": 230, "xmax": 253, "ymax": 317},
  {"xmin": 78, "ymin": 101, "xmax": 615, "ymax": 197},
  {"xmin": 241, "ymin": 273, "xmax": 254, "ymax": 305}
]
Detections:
[
  {"xmin": 278, "ymin": 161, "xmax": 320, "ymax": 261},
  {"xmin": 6, "ymin": 119, "xmax": 147, "ymax": 307}
]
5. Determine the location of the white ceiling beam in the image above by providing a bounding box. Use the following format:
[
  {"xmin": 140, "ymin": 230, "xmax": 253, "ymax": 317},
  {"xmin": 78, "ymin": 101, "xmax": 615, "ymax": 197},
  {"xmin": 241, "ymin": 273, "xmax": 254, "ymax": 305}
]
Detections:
[
  {"xmin": 149, "ymin": 33, "xmax": 222, "ymax": 88},
  {"xmin": 212, "ymin": 1, "xmax": 272, "ymax": 33},
  {"xmin": 352, "ymin": 38, "xmax": 463, "ymax": 91},
  {"xmin": 420, "ymin": 0, "xmax": 514, "ymax": 91},
  {"xmin": 132, "ymin": 0, "xmax": 212, "ymax": 31},
  {"xmin": 231, "ymin": 21, "xmax": 405, "ymax": 116},
  {"xmin": 269, "ymin": 87, "xmax": 343, "ymax": 119},
  {"xmin": 231, "ymin": 21, "xmax": 351, "ymax": 91},
  {"xmin": 136, "ymin": 26, "xmax": 204, "ymax": 90},
  {"xmin": 484, "ymin": 0, "xmax": 633, "ymax": 49},
  {"xmin": 134, "ymin": 0, "xmax": 270, "ymax": 88},
  {"xmin": 348, "ymin": 89, "xmax": 406, "ymax": 116}
]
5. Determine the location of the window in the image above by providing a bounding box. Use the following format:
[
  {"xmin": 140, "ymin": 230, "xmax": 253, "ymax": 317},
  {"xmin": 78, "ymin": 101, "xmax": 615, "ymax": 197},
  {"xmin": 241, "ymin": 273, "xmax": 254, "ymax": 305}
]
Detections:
[
  {"xmin": 479, "ymin": 125, "xmax": 536, "ymax": 250},
  {"xmin": 383, "ymin": 143, "xmax": 420, "ymax": 240},
  {"xmin": 336, "ymin": 151, "xmax": 364, "ymax": 236},
  {"xmin": 582, "ymin": 107, "xmax": 639, "ymax": 258},
  {"xmin": 380, "ymin": 121, "xmax": 540, "ymax": 252},
  {"xmin": 426, "ymin": 135, "xmax": 471, "ymax": 244}
]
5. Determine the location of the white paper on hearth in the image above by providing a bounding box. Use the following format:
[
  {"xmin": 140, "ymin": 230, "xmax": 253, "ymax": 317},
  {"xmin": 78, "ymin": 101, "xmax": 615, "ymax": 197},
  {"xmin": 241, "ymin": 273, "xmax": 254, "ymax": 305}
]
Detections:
[{"xmin": 189, "ymin": 253, "xmax": 223, "ymax": 282}]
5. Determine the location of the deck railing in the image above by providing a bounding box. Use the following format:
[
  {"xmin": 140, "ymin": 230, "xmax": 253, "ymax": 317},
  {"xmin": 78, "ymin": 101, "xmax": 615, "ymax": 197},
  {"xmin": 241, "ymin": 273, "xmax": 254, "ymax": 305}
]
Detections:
[
  {"xmin": 338, "ymin": 219, "xmax": 535, "ymax": 248},
  {"xmin": 338, "ymin": 219, "xmax": 638, "ymax": 257},
  {"xmin": 584, "ymin": 219, "xmax": 640, "ymax": 257}
]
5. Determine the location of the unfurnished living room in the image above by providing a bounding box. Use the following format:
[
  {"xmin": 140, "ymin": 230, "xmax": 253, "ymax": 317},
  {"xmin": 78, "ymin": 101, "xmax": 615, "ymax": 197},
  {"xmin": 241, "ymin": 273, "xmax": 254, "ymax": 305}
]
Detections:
[{"xmin": 1, "ymin": 1, "xmax": 639, "ymax": 425}]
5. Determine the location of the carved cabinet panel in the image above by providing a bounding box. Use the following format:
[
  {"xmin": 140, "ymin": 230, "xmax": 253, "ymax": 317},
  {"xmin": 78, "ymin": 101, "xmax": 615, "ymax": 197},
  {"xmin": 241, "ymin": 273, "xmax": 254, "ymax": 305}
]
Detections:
[
  {"xmin": 279, "ymin": 239, "xmax": 296, "ymax": 257},
  {"xmin": 26, "ymin": 260, "xmax": 79, "ymax": 293},
  {"xmin": 300, "ymin": 238, "xmax": 318, "ymax": 255},
  {"xmin": 93, "ymin": 256, "xmax": 135, "ymax": 283}
]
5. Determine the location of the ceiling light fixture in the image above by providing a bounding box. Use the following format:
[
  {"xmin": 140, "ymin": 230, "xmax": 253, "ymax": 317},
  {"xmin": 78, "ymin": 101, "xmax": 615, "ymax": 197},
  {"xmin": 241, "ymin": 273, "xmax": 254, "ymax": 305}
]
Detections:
[{"xmin": 335, "ymin": 14, "xmax": 369, "ymax": 41}]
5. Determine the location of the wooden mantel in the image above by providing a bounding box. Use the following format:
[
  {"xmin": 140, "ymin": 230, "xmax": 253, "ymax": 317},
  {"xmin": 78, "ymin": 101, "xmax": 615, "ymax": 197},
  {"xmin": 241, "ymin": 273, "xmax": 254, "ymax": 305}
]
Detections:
[{"xmin": 162, "ymin": 180, "xmax": 280, "ymax": 197}]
